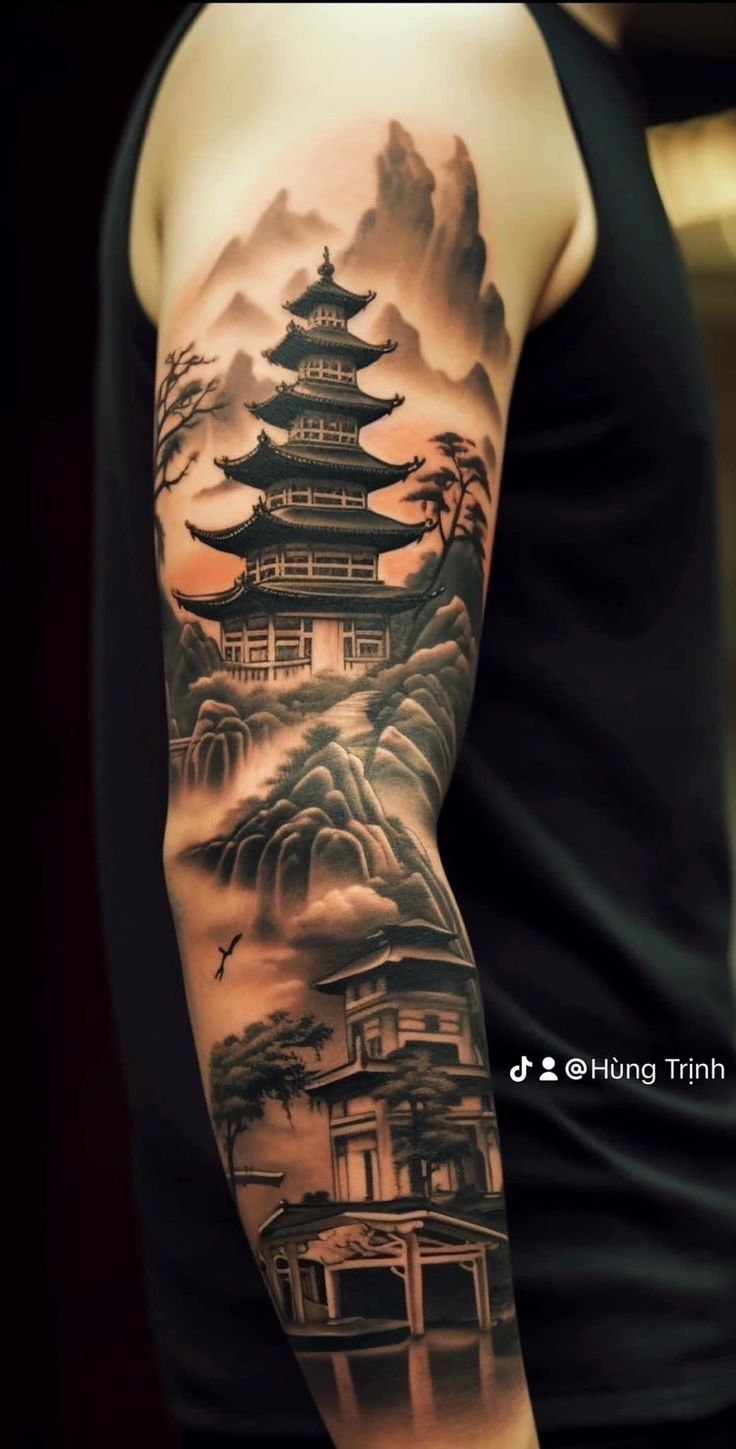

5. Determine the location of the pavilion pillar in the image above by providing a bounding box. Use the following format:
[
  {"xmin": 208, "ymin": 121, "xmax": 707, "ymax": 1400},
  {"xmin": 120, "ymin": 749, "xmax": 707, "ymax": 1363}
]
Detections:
[
  {"xmin": 473, "ymin": 1120, "xmax": 492, "ymax": 1191},
  {"xmin": 404, "ymin": 1232, "xmax": 425, "ymax": 1338},
  {"xmin": 375, "ymin": 1097, "xmax": 398, "ymax": 1199},
  {"xmin": 266, "ymin": 1249, "xmax": 286, "ymax": 1317},
  {"xmin": 325, "ymin": 1267, "xmax": 342, "ymax": 1322},
  {"xmin": 267, "ymin": 616, "xmax": 276, "ymax": 678},
  {"xmin": 488, "ymin": 1130, "xmax": 503, "ymax": 1193},
  {"xmin": 472, "ymin": 1250, "xmax": 492, "ymax": 1331},
  {"xmin": 285, "ymin": 1240, "xmax": 306, "ymax": 1325}
]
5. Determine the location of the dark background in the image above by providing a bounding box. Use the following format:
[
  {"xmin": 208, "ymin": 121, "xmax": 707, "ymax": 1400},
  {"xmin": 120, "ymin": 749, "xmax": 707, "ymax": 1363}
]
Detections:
[{"xmin": 12, "ymin": 5, "xmax": 734, "ymax": 1446}]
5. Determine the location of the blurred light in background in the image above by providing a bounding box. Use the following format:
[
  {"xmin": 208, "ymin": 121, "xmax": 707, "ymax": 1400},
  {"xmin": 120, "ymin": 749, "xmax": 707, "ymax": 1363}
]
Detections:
[
  {"xmin": 650, "ymin": 110, "xmax": 736, "ymax": 267},
  {"xmin": 650, "ymin": 107, "xmax": 736, "ymax": 914}
]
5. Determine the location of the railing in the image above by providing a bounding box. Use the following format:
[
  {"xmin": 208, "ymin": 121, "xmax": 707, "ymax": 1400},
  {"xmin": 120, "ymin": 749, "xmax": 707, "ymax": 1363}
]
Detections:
[
  {"xmin": 221, "ymin": 658, "xmax": 312, "ymax": 683},
  {"xmin": 220, "ymin": 655, "xmax": 387, "ymax": 682},
  {"xmin": 344, "ymin": 655, "xmax": 386, "ymax": 674}
]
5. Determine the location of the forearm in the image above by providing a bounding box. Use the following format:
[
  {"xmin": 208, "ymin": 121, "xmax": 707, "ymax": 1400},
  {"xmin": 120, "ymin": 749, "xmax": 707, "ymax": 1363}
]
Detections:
[
  {"xmin": 160, "ymin": 449, "xmax": 538, "ymax": 1446},
  {"xmin": 164, "ymin": 797, "xmax": 537, "ymax": 1449}
]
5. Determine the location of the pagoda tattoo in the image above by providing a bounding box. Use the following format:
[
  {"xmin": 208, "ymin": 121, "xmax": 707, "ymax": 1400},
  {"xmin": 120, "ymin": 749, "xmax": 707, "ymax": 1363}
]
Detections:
[
  {"xmin": 173, "ymin": 249, "xmax": 437, "ymax": 674},
  {"xmin": 168, "ymin": 251, "xmax": 511, "ymax": 1352},
  {"xmin": 161, "ymin": 124, "xmax": 531, "ymax": 1442}
]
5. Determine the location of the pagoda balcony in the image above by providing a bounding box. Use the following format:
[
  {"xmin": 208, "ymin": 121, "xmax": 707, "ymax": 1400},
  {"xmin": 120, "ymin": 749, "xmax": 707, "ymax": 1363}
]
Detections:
[
  {"xmin": 344, "ymin": 652, "xmax": 387, "ymax": 675},
  {"xmin": 220, "ymin": 650, "xmax": 387, "ymax": 684},
  {"xmin": 220, "ymin": 656, "xmax": 313, "ymax": 684}
]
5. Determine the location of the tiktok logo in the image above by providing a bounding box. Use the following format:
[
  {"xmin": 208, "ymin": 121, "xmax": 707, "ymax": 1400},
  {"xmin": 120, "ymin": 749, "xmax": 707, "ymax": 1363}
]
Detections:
[{"xmin": 510, "ymin": 1055, "xmax": 534, "ymax": 1082}]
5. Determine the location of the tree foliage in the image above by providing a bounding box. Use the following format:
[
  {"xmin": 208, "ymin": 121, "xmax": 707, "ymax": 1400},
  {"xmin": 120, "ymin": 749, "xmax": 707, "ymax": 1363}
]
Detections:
[
  {"xmin": 265, "ymin": 722, "xmax": 343, "ymax": 792},
  {"xmin": 374, "ymin": 1047, "xmax": 470, "ymax": 1198},
  {"xmin": 210, "ymin": 1011, "xmax": 333, "ymax": 1191},
  {"xmin": 401, "ymin": 431, "xmax": 493, "ymax": 652}
]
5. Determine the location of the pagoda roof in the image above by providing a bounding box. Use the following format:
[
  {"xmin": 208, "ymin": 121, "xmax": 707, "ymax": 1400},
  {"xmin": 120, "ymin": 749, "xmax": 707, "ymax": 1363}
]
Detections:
[
  {"xmin": 216, "ymin": 431, "xmax": 423, "ymax": 490},
  {"xmin": 306, "ymin": 1057, "xmax": 490, "ymax": 1098},
  {"xmin": 313, "ymin": 922, "xmax": 474, "ymax": 995},
  {"xmin": 249, "ymin": 379, "xmax": 403, "ymax": 430},
  {"xmin": 264, "ymin": 322, "xmax": 395, "ymax": 372},
  {"xmin": 186, "ymin": 504, "xmax": 427, "ymax": 556},
  {"xmin": 283, "ymin": 251, "xmax": 376, "ymax": 321},
  {"xmin": 172, "ymin": 575, "xmax": 440, "ymax": 623}
]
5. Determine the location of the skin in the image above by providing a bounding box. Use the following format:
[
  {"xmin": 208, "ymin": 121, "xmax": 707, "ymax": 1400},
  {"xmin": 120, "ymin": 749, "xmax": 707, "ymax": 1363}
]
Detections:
[
  {"xmin": 561, "ymin": 3, "xmax": 632, "ymax": 48},
  {"xmin": 128, "ymin": 5, "xmax": 639, "ymax": 1446}
]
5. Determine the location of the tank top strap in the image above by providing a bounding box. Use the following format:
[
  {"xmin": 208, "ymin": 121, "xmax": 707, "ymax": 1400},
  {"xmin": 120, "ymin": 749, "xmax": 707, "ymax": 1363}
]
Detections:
[
  {"xmin": 100, "ymin": 3, "xmax": 204, "ymax": 346},
  {"xmin": 524, "ymin": 3, "xmax": 652, "ymax": 339}
]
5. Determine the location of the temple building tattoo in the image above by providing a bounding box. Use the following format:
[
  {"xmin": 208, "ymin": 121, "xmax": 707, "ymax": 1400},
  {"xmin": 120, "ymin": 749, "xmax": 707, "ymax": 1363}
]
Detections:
[
  {"xmin": 256, "ymin": 919, "xmax": 507, "ymax": 1351},
  {"xmin": 173, "ymin": 250, "xmax": 433, "ymax": 680}
]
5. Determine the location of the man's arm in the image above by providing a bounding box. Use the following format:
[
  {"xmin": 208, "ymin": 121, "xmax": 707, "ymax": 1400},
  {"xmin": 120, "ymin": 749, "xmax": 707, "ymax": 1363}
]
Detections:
[{"xmin": 145, "ymin": 6, "xmax": 586, "ymax": 1445}]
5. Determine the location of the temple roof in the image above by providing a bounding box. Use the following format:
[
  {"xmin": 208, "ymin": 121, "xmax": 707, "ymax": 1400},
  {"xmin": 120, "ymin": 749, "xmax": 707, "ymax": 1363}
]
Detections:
[
  {"xmin": 264, "ymin": 322, "xmax": 396, "ymax": 373},
  {"xmin": 186, "ymin": 504, "xmax": 427, "ymax": 556},
  {"xmin": 306, "ymin": 1057, "xmax": 490, "ymax": 1098},
  {"xmin": 260, "ymin": 1201, "xmax": 507, "ymax": 1246},
  {"xmin": 313, "ymin": 921, "xmax": 474, "ymax": 995},
  {"xmin": 172, "ymin": 575, "xmax": 440, "ymax": 622},
  {"xmin": 216, "ymin": 431, "xmax": 423, "ymax": 490},
  {"xmin": 283, "ymin": 249, "xmax": 376, "ymax": 321},
  {"xmin": 249, "ymin": 378, "xmax": 404, "ymax": 430}
]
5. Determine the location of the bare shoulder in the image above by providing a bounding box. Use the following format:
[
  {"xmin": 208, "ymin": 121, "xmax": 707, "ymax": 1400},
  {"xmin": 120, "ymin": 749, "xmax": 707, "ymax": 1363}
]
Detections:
[
  {"xmin": 131, "ymin": 2, "xmax": 586, "ymax": 329},
  {"xmin": 143, "ymin": 2, "xmax": 561, "ymax": 178}
]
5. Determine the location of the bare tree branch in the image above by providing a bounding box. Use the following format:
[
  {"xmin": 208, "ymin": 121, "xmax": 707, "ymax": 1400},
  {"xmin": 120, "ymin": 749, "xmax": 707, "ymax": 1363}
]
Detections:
[{"xmin": 153, "ymin": 344, "xmax": 228, "ymax": 520}]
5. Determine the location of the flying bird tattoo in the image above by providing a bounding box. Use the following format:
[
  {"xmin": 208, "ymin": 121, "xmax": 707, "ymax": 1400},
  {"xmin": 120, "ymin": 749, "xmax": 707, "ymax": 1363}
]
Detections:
[{"xmin": 214, "ymin": 932, "xmax": 243, "ymax": 981}]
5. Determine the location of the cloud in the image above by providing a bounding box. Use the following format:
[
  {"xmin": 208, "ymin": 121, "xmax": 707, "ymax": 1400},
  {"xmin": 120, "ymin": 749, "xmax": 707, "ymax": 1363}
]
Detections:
[{"xmin": 291, "ymin": 884, "xmax": 399, "ymax": 943}]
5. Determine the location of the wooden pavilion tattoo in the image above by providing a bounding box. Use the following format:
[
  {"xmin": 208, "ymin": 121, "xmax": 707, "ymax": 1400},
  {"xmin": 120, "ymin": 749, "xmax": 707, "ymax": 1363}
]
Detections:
[{"xmin": 173, "ymin": 250, "xmax": 435, "ymax": 678}]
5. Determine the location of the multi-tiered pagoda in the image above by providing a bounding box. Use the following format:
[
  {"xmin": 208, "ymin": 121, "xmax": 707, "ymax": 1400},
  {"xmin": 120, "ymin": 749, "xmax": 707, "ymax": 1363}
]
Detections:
[{"xmin": 173, "ymin": 249, "xmax": 431, "ymax": 682}]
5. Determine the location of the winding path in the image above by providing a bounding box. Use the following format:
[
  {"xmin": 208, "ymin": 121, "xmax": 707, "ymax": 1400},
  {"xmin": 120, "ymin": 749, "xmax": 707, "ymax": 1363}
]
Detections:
[{"xmin": 322, "ymin": 688, "xmax": 377, "ymax": 743}]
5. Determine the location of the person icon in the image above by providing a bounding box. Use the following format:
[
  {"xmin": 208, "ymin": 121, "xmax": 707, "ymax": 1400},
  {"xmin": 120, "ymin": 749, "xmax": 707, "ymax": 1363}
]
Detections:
[{"xmin": 539, "ymin": 1056, "xmax": 558, "ymax": 1081}]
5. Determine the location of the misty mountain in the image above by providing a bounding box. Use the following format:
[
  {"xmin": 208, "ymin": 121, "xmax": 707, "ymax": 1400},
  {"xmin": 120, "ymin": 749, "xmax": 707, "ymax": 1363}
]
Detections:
[
  {"xmin": 168, "ymin": 621, "xmax": 223, "ymax": 723},
  {"xmin": 341, "ymin": 122, "xmax": 511, "ymax": 365},
  {"xmin": 340, "ymin": 121, "xmax": 435, "ymax": 285},
  {"xmin": 189, "ymin": 735, "xmax": 449, "ymax": 942},
  {"xmin": 422, "ymin": 136, "xmax": 511, "ymax": 362},
  {"xmin": 201, "ymin": 189, "xmax": 339, "ymax": 294},
  {"xmin": 369, "ymin": 599, "xmax": 474, "ymax": 817},
  {"xmin": 377, "ymin": 303, "xmax": 500, "ymax": 425},
  {"xmin": 182, "ymin": 603, "xmax": 476, "ymax": 945},
  {"xmin": 210, "ymin": 291, "xmax": 272, "ymax": 335},
  {"xmin": 281, "ymin": 267, "xmax": 310, "ymax": 305},
  {"xmin": 181, "ymin": 699, "xmax": 282, "ymax": 792},
  {"xmin": 213, "ymin": 348, "xmax": 271, "ymax": 430}
]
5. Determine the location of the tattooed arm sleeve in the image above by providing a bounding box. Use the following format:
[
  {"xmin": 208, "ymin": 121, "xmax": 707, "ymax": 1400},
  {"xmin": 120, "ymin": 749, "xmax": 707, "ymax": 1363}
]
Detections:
[{"xmin": 150, "ymin": 12, "xmax": 569, "ymax": 1443}]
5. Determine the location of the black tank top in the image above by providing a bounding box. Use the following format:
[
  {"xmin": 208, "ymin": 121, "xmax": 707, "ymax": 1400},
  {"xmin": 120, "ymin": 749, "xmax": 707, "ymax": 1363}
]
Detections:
[{"xmin": 93, "ymin": 3, "xmax": 736, "ymax": 1437}]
